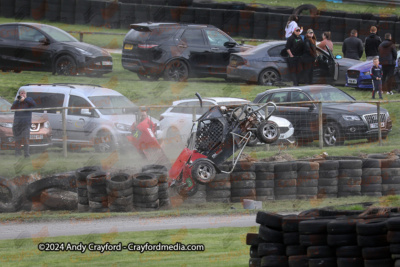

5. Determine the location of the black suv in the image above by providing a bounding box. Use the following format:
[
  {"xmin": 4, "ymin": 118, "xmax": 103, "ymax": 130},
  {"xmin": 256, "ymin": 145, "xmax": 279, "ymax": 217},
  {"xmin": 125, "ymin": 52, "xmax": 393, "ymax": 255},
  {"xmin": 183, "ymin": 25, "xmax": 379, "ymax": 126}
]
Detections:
[
  {"xmin": 122, "ymin": 23, "xmax": 252, "ymax": 81},
  {"xmin": 253, "ymin": 85, "xmax": 392, "ymax": 146}
]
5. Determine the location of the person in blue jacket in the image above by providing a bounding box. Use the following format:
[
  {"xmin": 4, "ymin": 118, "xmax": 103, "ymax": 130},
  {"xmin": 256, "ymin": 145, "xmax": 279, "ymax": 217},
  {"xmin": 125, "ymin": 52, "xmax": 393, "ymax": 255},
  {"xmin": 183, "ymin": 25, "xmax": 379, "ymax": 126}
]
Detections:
[
  {"xmin": 370, "ymin": 57, "xmax": 383, "ymax": 99},
  {"xmin": 11, "ymin": 89, "xmax": 36, "ymax": 157}
]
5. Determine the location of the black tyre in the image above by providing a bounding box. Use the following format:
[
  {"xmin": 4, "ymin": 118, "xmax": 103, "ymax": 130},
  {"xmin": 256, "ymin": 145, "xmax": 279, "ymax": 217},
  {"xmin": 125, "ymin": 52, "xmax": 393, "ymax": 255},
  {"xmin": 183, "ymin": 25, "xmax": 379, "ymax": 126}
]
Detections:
[
  {"xmin": 260, "ymin": 255, "xmax": 288, "ymax": 267},
  {"xmin": 299, "ymin": 234, "xmax": 327, "ymax": 246},
  {"xmin": 361, "ymin": 174, "xmax": 382, "ymax": 183},
  {"xmin": 133, "ymin": 186, "xmax": 158, "ymax": 195},
  {"xmin": 134, "ymin": 200, "xmax": 159, "ymax": 209},
  {"xmin": 357, "ymin": 234, "xmax": 388, "ymax": 247},
  {"xmin": 132, "ymin": 173, "xmax": 158, "ymax": 188},
  {"xmin": 108, "ymin": 195, "xmax": 133, "ymax": 206},
  {"xmin": 339, "ymin": 169, "xmax": 362, "ymax": 177},
  {"xmin": 297, "ymin": 187, "xmax": 318, "ymax": 196},
  {"xmin": 250, "ymin": 245, "xmax": 259, "ymax": 258},
  {"xmin": 55, "ymin": 55, "xmax": 77, "ymax": 76},
  {"xmin": 86, "ymin": 171, "xmax": 107, "ymax": 187},
  {"xmin": 327, "ymin": 218, "xmax": 361, "ymax": 234},
  {"xmin": 299, "ymin": 219, "xmax": 331, "ymax": 234},
  {"xmin": 274, "ymin": 162, "xmax": 297, "ymax": 172},
  {"xmin": 318, "ymin": 160, "xmax": 339, "ymax": 171},
  {"xmin": 133, "ymin": 193, "xmax": 158, "ymax": 203},
  {"xmin": 319, "ymin": 170, "xmax": 339, "ymax": 179},
  {"xmin": 362, "ymin": 158, "xmax": 381, "ymax": 168},
  {"xmin": 257, "ymin": 121, "xmax": 280, "ymax": 144},
  {"xmin": 356, "ymin": 218, "xmax": 388, "ymax": 235},
  {"xmin": 327, "ymin": 233, "xmax": 357, "ymax": 246},
  {"xmin": 231, "ymin": 171, "xmax": 256, "ymax": 182},
  {"xmin": 246, "ymin": 233, "xmax": 262, "ymax": 245},
  {"xmin": 307, "ymin": 246, "xmax": 335, "ymax": 258},
  {"xmin": 391, "ymin": 243, "xmax": 400, "ymax": 254},
  {"xmin": 283, "ymin": 232, "xmax": 299, "ymax": 245},
  {"xmin": 76, "ymin": 166, "xmax": 101, "ymax": 181},
  {"xmin": 26, "ymin": 173, "xmax": 77, "ymax": 200},
  {"xmin": 274, "ymin": 171, "xmax": 297, "ymax": 180},
  {"xmin": 364, "ymin": 258, "xmax": 393, "ymax": 267},
  {"xmin": 336, "ymin": 246, "xmax": 362, "ymax": 257},
  {"xmin": 206, "ymin": 190, "xmax": 230, "ymax": 198},
  {"xmin": 191, "ymin": 159, "xmax": 216, "ymax": 185},
  {"xmin": 339, "ymin": 160, "xmax": 362, "ymax": 169},
  {"xmin": 361, "ymin": 184, "xmax": 382, "ymax": 192},
  {"xmin": 337, "ymin": 257, "xmax": 364, "ymax": 267},
  {"xmin": 282, "ymin": 215, "xmax": 314, "ymax": 232},
  {"xmin": 106, "ymin": 173, "xmax": 132, "ymax": 191},
  {"xmin": 293, "ymin": 4, "xmax": 318, "ymax": 16},
  {"xmin": 231, "ymin": 180, "xmax": 255, "ymax": 189},
  {"xmin": 362, "ymin": 246, "xmax": 391, "ymax": 260},
  {"xmin": 0, "ymin": 177, "xmax": 23, "ymax": 212},
  {"xmin": 164, "ymin": 60, "xmax": 188, "ymax": 82},
  {"xmin": 388, "ymin": 231, "xmax": 400, "ymax": 243},
  {"xmin": 275, "ymin": 179, "xmax": 296, "ymax": 188},
  {"xmin": 256, "ymin": 211, "xmax": 283, "ymax": 230},
  {"xmin": 258, "ymin": 68, "xmax": 280, "ymax": 85},
  {"xmin": 288, "ymin": 255, "xmax": 308, "ymax": 267},
  {"xmin": 274, "ymin": 187, "xmax": 296, "ymax": 195},
  {"xmin": 231, "ymin": 188, "xmax": 256, "ymax": 197},
  {"xmin": 308, "ymin": 258, "xmax": 336, "ymax": 267},
  {"xmin": 249, "ymin": 257, "xmax": 261, "ymax": 267},
  {"xmin": 387, "ymin": 217, "xmax": 400, "ymax": 231},
  {"xmin": 40, "ymin": 188, "xmax": 77, "ymax": 211},
  {"xmin": 256, "ymin": 180, "xmax": 274, "ymax": 188},
  {"xmin": 297, "ymin": 178, "xmax": 318, "ymax": 187},
  {"xmin": 255, "ymin": 162, "xmax": 275, "ymax": 172},
  {"xmin": 323, "ymin": 122, "xmax": 344, "ymax": 146},
  {"xmin": 338, "ymin": 177, "xmax": 361, "ymax": 186},
  {"xmin": 107, "ymin": 187, "xmax": 133, "ymax": 198},
  {"xmin": 286, "ymin": 245, "xmax": 307, "ymax": 256},
  {"xmin": 94, "ymin": 130, "xmax": 116, "ymax": 153},
  {"xmin": 207, "ymin": 181, "xmax": 231, "ymax": 190},
  {"xmin": 318, "ymin": 177, "xmax": 338, "ymax": 186},
  {"xmin": 258, "ymin": 242, "xmax": 285, "ymax": 257}
]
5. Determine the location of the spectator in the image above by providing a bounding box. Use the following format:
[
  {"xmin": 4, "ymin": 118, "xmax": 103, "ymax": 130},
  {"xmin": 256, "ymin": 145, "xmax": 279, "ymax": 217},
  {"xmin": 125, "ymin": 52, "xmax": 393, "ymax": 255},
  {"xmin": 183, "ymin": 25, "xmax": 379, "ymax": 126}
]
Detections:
[
  {"xmin": 378, "ymin": 33, "xmax": 397, "ymax": 95},
  {"xmin": 302, "ymin": 29, "xmax": 317, "ymax": 84},
  {"xmin": 317, "ymin": 31, "xmax": 333, "ymax": 52},
  {"xmin": 370, "ymin": 57, "xmax": 383, "ymax": 99},
  {"xmin": 11, "ymin": 89, "xmax": 36, "ymax": 158},
  {"xmin": 342, "ymin": 29, "xmax": 363, "ymax": 60},
  {"xmin": 285, "ymin": 15, "xmax": 303, "ymax": 39},
  {"xmin": 365, "ymin": 26, "xmax": 382, "ymax": 60},
  {"xmin": 286, "ymin": 26, "xmax": 304, "ymax": 86}
]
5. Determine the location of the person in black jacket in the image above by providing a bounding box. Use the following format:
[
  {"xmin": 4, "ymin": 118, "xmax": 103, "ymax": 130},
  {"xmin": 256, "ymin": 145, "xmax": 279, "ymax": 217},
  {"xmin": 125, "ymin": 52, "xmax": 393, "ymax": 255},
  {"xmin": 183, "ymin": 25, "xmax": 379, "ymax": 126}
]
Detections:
[
  {"xmin": 302, "ymin": 29, "xmax": 317, "ymax": 84},
  {"xmin": 11, "ymin": 89, "xmax": 36, "ymax": 157},
  {"xmin": 342, "ymin": 29, "xmax": 363, "ymax": 60},
  {"xmin": 378, "ymin": 33, "xmax": 397, "ymax": 95},
  {"xmin": 365, "ymin": 26, "xmax": 382, "ymax": 60},
  {"xmin": 286, "ymin": 26, "xmax": 304, "ymax": 86},
  {"xmin": 370, "ymin": 57, "xmax": 383, "ymax": 99}
]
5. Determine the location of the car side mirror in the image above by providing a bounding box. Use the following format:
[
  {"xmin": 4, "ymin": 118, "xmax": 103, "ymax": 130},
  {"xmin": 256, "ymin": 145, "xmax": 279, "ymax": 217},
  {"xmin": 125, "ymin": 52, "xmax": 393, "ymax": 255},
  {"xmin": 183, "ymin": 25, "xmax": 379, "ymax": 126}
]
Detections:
[
  {"xmin": 81, "ymin": 108, "xmax": 92, "ymax": 116},
  {"xmin": 39, "ymin": 37, "xmax": 50, "ymax": 45},
  {"xmin": 224, "ymin": 41, "xmax": 237, "ymax": 48},
  {"xmin": 335, "ymin": 55, "xmax": 342, "ymax": 59}
]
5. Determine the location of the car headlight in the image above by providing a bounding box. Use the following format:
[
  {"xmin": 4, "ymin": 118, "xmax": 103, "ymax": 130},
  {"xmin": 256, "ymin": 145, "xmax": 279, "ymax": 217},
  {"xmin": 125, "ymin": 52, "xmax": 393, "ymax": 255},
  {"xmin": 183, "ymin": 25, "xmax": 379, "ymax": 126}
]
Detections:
[
  {"xmin": 44, "ymin": 121, "xmax": 50, "ymax": 128},
  {"xmin": 0, "ymin": 122, "xmax": 13, "ymax": 128},
  {"xmin": 76, "ymin": 47, "xmax": 93, "ymax": 56},
  {"xmin": 115, "ymin": 123, "xmax": 131, "ymax": 132},
  {"xmin": 342, "ymin": 115, "xmax": 361, "ymax": 121},
  {"xmin": 363, "ymin": 71, "xmax": 370, "ymax": 75}
]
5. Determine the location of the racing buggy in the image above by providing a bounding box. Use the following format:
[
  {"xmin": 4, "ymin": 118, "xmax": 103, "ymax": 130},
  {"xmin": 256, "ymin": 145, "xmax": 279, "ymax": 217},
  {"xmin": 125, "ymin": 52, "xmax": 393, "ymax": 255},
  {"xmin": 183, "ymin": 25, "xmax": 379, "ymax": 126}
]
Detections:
[{"xmin": 169, "ymin": 93, "xmax": 280, "ymax": 196}]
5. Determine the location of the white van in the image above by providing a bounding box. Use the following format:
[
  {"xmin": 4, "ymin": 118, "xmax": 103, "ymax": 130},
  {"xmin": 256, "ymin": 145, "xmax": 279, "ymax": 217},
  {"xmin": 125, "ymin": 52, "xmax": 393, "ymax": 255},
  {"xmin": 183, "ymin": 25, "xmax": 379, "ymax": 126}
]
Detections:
[{"xmin": 17, "ymin": 83, "xmax": 151, "ymax": 152}]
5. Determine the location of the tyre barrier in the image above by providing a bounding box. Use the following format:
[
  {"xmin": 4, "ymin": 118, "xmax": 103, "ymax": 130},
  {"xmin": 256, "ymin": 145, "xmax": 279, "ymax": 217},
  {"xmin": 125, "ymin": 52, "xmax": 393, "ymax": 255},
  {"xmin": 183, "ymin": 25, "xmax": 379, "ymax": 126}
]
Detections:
[
  {"xmin": 87, "ymin": 171, "xmax": 108, "ymax": 212},
  {"xmin": 132, "ymin": 172, "xmax": 159, "ymax": 211},
  {"xmin": 337, "ymin": 160, "xmax": 362, "ymax": 198},
  {"xmin": 381, "ymin": 158, "xmax": 400, "ymax": 196},
  {"xmin": 362, "ymin": 158, "xmax": 382, "ymax": 197},
  {"xmin": 274, "ymin": 162, "xmax": 297, "ymax": 200},
  {"xmin": 142, "ymin": 164, "xmax": 171, "ymax": 209},
  {"xmin": 247, "ymin": 210, "xmax": 400, "ymax": 267},
  {"xmin": 76, "ymin": 166, "xmax": 101, "ymax": 212},
  {"xmin": 317, "ymin": 160, "xmax": 339, "ymax": 199},
  {"xmin": 206, "ymin": 173, "xmax": 231, "ymax": 203},
  {"xmin": 254, "ymin": 162, "xmax": 275, "ymax": 201},
  {"xmin": 296, "ymin": 162, "xmax": 319, "ymax": 200},
  {"xmin": 185, "ymin": 184, "xmax": 206, "ymax": 204},
  {"xmin": 230, "ymin": 171, "xmax": 256, "ymax": 203}
]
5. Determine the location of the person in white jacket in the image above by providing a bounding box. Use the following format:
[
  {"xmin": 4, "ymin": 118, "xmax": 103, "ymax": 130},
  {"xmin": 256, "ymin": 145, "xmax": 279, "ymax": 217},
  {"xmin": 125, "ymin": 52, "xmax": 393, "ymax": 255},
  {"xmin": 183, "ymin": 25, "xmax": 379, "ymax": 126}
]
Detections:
[{"xmin": 285, "ymin": 15, "xmax": 303, "ymax": 39}]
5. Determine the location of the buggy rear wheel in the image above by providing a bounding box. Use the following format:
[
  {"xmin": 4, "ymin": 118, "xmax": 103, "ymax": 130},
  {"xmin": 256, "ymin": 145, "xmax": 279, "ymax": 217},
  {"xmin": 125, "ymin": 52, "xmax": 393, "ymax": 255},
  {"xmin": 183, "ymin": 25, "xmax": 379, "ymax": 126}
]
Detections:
[
  {"xmin": 191, "ymin": 159, "xmax": 216, "ymax": 184},
  {"xmin": 257, "ymin": 121, "xmax": 280, "ymax": 144}
]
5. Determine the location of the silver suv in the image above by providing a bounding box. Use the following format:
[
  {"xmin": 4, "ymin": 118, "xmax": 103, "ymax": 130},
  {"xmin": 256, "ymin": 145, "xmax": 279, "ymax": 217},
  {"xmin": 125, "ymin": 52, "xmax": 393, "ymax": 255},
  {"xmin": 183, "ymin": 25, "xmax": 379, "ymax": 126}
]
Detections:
[{"xmin": 17, "ymin": 83, "xmax": 153, "ymax": 152}]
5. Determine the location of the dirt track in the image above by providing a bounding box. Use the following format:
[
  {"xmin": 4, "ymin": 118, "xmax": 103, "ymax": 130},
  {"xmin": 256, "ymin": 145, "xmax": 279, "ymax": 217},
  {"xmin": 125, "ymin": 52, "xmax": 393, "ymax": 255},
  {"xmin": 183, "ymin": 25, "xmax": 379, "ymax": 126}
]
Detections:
[{"xmin": 0, "ymin": 214, "xmax": 259, "ymax": 240}]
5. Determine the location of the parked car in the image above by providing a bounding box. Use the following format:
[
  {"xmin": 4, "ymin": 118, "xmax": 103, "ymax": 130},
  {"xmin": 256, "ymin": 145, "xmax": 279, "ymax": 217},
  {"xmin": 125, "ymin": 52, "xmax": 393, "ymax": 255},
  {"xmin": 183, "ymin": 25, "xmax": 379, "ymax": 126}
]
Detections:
[
  {"xmin": 122, "ymin": 23, "xmax": 252, "ymax": 81},
  {"xmin": 157, "ymin": 97, "xmax": 295, "ymax": 146},
  {"xmin": 17, "ymin": 83, "xmax": 157, "ymax": 152},
  {"xmin": 0, "ymin": 97, "xmax": 52, "ymax": 151},
  {"xmin": 227, "ymin": 41, "xmax": 361, "ymax": 86},
  {"xmin": 253, "ymin": 85, "xmax": 392, "ymax": 146},
  {"xmin": 346, "ymin": 51, "xmax": 400, "ymax": 90},
  {"xmin": 0, "ymin": 23, "xmax": 113, "ymax": 76}
]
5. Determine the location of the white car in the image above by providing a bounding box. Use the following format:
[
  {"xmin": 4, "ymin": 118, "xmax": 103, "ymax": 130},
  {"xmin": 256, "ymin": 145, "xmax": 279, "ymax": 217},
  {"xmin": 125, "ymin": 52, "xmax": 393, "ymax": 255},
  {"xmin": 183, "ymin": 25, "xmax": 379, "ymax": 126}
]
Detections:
[{"xmin": 157, "ymin": 97, "xmax": 295, "ymax": 146}]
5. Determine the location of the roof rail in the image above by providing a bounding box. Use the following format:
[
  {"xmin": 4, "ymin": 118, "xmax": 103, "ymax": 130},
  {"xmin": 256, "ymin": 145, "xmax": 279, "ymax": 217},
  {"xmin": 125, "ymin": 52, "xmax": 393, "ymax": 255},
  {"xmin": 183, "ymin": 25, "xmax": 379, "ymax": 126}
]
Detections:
[{"xmin": 23, "ymin": 83, "xmax": 102, "ymax": 89}]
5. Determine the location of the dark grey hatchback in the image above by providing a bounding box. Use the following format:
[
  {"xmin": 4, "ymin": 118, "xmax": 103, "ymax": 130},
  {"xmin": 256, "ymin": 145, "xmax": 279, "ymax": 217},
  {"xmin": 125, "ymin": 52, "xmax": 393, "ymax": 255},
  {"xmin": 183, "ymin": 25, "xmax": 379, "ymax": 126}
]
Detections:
[
  {"xmin": 253, "ymin": 85, "xmax": 392, "ymax": 146},
  {"xmin": 0, "ymin": 23, "xmax": 113, "ymax": 76},
  {"xmin": 122, "ymin": 23, "xmax": 252, "ymax": 81}
]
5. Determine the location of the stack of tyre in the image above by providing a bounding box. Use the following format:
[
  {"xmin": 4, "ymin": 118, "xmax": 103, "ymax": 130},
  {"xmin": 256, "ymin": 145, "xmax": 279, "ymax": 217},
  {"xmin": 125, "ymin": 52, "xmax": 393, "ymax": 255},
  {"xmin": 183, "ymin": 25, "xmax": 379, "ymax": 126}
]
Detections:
[
  {"xmin": 230, "ymin": 162, "xmax": 256, "ymax": 203},
  {"xmin": 87, "ymin": 171, "xmax": 109, "ymax": 212},
  {"xmin": 327, "ymin": 218, "xmax": 362, "ymax": 266},
  {"xmin": 75, "ymin": 166, "xmax": 101, "ymax": 212},
  {"xmin": 142, "ymin": 165, "xmax": 171, "ymax": 209},
  {"xmin": 254, "ymin": 162, "xmax": 275, "ymax": 201},
  {"xmin": 361, "ymin": 158, "xmax": 382, "ymax": 197},
  {"xmin": 381, "ymin": 158, "xmax": 400, "ymax": 196},
  {"xmin": 106, "ymin": 173, "xmax": 133, "ymax": 212},
  {"xmin": 337, "ymin": 160, "xmax": 362, "ymax": 198},
  {"xmin": 274, "ymin": 162, "xmax": 297, "ymax": 200},
  {"xmin": 387, "ymin": 216, "xmax": 400, "ymax": 266},
  {"xmin": 206, "ymin": 173, "xmax": 231, "ymax": 203},
  {"xmin": 282, "ymin": 215, "xmax": 312, "ymax": 267},
  {"xmin": 357, "ymin": 218, "xmax": 393, "ymax": 266},
  {"xmin": 132, "ymin": 173, "xmax": 159, "ymax": 211},
  {"xmin": 317, "ymin": 160, "xmax": 339, "ymax": 199},
  {"xmin": 185, "ymin": 184, "xmax": 207, "ymax": 204},
  {"xmin": 296, "ymin": 161, "xmax": 319, "ymax": 200},
  {"xmin": 249, "ymin": 211, "xmax": 286, "ymax": 267}
]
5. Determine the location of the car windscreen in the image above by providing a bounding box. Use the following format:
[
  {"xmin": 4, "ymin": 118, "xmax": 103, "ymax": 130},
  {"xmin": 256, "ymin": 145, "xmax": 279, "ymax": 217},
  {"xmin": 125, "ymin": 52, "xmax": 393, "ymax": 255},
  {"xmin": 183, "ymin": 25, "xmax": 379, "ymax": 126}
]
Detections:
[
  {"xmin": 89, "ymin": 96, "xmax": 138, "ymax": 115},
  {"xmin": 127, "ymin": 27, "xmax": 177, "ymax": 43},
  {"xmin": 38, "ymin": 25, "xmax": 78, "ymax": 42},
  {"xmin": 0, "ymin": 98, "xmax": 11, "ymax": 113},
  {"xmin": 307, "ymin": 87, "xmax": 355, "ymax": 102}
]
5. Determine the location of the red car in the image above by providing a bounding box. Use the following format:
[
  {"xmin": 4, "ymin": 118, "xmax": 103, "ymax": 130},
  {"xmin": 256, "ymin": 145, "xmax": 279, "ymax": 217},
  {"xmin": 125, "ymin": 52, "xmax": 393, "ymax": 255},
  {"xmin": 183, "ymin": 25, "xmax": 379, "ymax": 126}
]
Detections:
[{"xmin": 0, "ymin": 97, "xmax": 52, "ymax": 151}]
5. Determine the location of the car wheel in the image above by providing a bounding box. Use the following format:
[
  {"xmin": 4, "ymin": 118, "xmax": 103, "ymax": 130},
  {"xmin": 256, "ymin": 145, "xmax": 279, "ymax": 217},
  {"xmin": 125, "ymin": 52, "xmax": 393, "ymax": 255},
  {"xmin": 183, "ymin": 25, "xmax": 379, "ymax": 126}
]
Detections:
[
  {"xmin": 323, "ymin": 122, "xmax": 344, "ymax": 146},
  {"xmin": 55, "ymin": 55, "xmax": 77, "ymax": 76},
  {"xmin": 137, "ymin": 72, "xmax": 160, "ymax": 81},
  {"xmin": 191, "ymin": 159, "xmax": 216, "ymax": 184},
  {"xmin": 94, "ymin": 130, "xmax": 116, "ymax": 153},
  {"xmin": 164, "ymin": 60, "xmax": 188, "ymax": 82},
  {"xmin": 257, "ymin": 121, "xmax": 280, "ymax": 144},
  {"xmin": 258, "ymin": 69, "xmax": 280, "ymax": 85}
]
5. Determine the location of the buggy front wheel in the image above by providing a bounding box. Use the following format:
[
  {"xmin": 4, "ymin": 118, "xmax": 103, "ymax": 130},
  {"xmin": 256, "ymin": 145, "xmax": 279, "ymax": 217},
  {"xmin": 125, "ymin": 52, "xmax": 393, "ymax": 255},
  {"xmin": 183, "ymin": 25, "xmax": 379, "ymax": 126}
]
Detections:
[
  {"xmin": 191, "ymin": 159, "xmax": 216, "ymax": 184},
  {"xmin": 257, "ymin": 121, "xmax": 280, "ymax": 144}
]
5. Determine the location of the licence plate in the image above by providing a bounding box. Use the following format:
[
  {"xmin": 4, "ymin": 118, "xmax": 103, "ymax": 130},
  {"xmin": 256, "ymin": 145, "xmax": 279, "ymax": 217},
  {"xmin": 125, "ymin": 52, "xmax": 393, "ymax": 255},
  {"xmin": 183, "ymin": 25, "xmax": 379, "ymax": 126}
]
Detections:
[
  {"xmin": 348, "ymin": 78, "xmax": 357, "ymax": 84},
  {"xmin": 102, "ymin": 61, "xmax": 113, "ymax": 66},
  {"xmin": 124, "ymin": 44, "xmax": 133, "ymax": 50},
  {"xmin": 279, "ymin": 134, "xmax": 285, "ymax": 139},
  {"xmin": 230, "ymin": 59, "xmax": 237, "ymax": 67},
  {"xmin": 30, "ymin": 134, "xmax": 43, "ymax": 140},
  {"xmin": 370, "ymin": 122, "xmax": 385, "ymax": 129}
]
